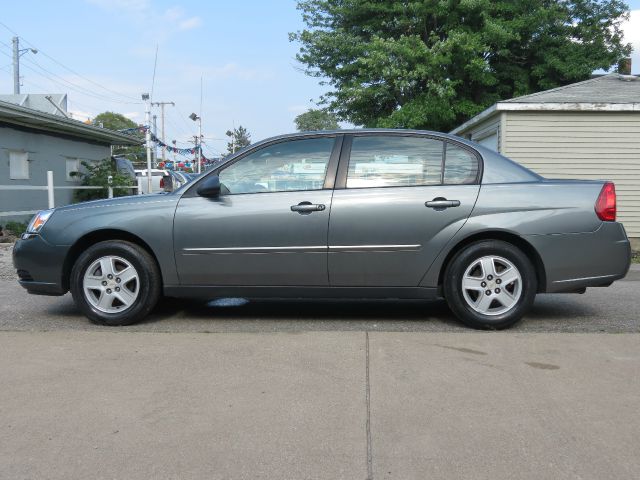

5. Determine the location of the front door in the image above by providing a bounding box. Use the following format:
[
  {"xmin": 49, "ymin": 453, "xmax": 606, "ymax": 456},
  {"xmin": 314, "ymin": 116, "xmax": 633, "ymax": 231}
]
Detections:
[
  {"xmin": 328, "ymin": 134, "xmax": 481, "ymax": 286},
  {"xmin": 174, "ymin": 136, "xmax": 339, "ymax": 286}
]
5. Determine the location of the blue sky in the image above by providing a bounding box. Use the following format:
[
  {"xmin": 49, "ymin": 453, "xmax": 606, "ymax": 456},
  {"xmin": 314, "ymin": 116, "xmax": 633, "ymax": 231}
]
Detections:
[{"xmin": 1, "ymin": 0, "xmax": 639, "ymax": 157}]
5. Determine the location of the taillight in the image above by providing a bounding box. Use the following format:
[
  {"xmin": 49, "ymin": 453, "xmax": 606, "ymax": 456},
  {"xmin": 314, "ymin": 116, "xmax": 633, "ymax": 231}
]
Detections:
[
  {"xmin": 160, "ymin": 177, "xmax": 165, "ymax": 189},
  {"xmin": 595, "ymin": 182, "xmax": 616, "ymax": 221}
]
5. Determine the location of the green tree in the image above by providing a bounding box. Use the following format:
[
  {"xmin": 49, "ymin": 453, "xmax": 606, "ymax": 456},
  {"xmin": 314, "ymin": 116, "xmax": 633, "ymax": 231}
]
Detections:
[
  {"xmin": 295, "ymin": 108, "xmax": 340, "ymax": 131},
  {"xmin": 71, "ymin": 159, "xmax": 134, "ymax": 202},
  {"xmin": 93, "ymin": 111, "xmax": 145, "ymax": 163},
  {"xmin": 225, "ymin": 125, "xmax": 251, "ymax": 154},
  {"xmin": 290, "ymin": 0, "xmax": 631, "ymax": 132}
]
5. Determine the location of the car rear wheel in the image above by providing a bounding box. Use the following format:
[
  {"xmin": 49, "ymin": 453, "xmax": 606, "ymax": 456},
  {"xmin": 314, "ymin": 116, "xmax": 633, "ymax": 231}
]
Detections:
[
  {"xmin": 443, "ymin": 240, "xmax": 537, "ymax": 330},
  {"xmin": 70, "ymin": 241, "xmax": 161, "ymax": 326}
]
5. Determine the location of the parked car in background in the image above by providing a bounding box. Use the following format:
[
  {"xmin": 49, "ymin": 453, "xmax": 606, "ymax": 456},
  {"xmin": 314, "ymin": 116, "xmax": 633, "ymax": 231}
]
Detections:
[
  {"xmin": 162, "ymin": 170, "xmax": 198, "ymax": 192},
  {"xmin": 13, "ymin": 130, "xmax": 631, "ymax": 329},
  {"xmin": 134, "ymin": 168, "xmax": 168, "ymax": 194}
]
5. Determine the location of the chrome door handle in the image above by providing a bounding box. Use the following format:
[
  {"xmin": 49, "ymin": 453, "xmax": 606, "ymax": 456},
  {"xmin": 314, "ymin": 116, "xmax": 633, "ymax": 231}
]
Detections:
[
  {"xmin": 425, "ymin": 198, "xmax": 461, "ymax": 210},
  {"xmin": 291, "ymin": 202, "xmax": 326, "ymax": 214}
]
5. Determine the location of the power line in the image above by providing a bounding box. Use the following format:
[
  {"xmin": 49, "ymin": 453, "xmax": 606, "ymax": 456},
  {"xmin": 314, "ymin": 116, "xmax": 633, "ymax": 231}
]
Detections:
[
  {"xmin": 163, "ymin": 115, "xmax": 190, "ymax": 141},
  {"xmin": 0, "ymin": 21, "xmax": 142, "ymax": 102},
  {"xmin": 0, "ymin": 42, "xmax": 143, "ymax": 106},
  {"xmin": 174, "ymin": 104, "xmax": 199, "ymax": 133},
  {"xmin": 22, "ymin": 55, "xmax": 141, "ymax": 104}
]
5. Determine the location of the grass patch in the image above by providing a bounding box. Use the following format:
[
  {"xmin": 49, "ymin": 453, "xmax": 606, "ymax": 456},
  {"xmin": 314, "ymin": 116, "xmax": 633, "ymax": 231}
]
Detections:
[{"xmin": 632, "ymin": 251, "xmax": 640, "ymax": 264}]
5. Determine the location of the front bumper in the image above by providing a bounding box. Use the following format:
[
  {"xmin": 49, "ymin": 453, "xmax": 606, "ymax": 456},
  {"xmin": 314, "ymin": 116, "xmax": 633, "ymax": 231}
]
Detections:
[
  {"xmin": 12, "ymin": 234, "xmax": 69, "ymax": 296},
  {"xmin": 526, "ymin": 221, "xmax": 631, "ymax": 293}
]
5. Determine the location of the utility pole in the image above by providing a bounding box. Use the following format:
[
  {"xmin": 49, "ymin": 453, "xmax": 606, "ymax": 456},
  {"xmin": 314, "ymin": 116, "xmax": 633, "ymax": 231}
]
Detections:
[
  {"xmin": 193, "ymin": 136, "xmax": 199, "ymax": 170},
  {"xmin": 151, "ymin": 101, "xmax": 174, "ymax": 163},
  {"xmin": 189, "ymin": 112, "xmax": 203, "ymax": 174},
  {"xmin": 152, "ymin": 114, "xmax": 158, "ymax": 166},
  {"xmin": 197, "ymin": 116, "xmax": 202, "ymax": 173},
  {"xmin": 12, "ymin": 37, "xmax": 37, "ymax": 95},
  {"xmin": 12, "ymin": 37, "xmax": 19, "ymax": 94},
  {"xmin": 142, "ymin": 93, "xmax": 153, "ymax": 193}
]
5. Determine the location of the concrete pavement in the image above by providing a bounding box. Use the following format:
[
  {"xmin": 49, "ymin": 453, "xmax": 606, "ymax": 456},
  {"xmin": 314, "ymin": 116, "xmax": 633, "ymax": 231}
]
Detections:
[
  {"xmin": 0, "ymin": 331, "xmax": 367, "ymax": 480},
  {"xmin": 369, "ymin": 333, "xmax": 640, "ymax": 479},
  {"xmin": 1, "ymin": 331, "xmax": 639, "ymax": 479}
]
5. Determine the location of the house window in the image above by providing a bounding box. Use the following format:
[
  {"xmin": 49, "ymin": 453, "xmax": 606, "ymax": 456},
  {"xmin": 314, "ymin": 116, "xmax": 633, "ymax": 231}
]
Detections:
[
  {"xmin": 66, "ymin": 158, "xmax": 81, "ymax": 181},
  {"xmin": 9, "ymin": 151, "xmax": 29, "ymax": 180}
]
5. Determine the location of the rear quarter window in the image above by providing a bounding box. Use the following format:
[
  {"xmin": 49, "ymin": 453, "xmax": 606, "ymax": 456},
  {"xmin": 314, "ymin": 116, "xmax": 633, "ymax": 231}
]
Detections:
[{"xmin": 444, "ymin": 144, "xmax": 479, "ymax": 185}]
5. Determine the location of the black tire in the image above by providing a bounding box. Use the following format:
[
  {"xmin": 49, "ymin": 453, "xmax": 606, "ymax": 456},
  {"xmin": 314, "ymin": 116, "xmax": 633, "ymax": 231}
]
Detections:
[
  {"xmin": 70, "ymin": 240, "xmax": 161, "ymax": 326},
  {"xmin": 443, "ymin": 240, "xmax": 537, "ymax": 330}
]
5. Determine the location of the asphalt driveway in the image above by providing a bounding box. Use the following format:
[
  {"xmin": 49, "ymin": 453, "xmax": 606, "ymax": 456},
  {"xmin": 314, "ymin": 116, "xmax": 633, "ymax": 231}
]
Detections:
[
  {"xmin": 0, "ymin": 265, "xmax": 639, "ymax": 333},
  {"xmin": 1, "ymin": 245, "xmax": 639, "ymax": 479}
]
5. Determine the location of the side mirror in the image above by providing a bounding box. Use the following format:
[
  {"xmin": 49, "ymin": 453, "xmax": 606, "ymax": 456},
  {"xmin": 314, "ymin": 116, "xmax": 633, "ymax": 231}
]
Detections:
[{"xmin": 197, "ymin": 175, "xmax": 221, "ymax": 197}]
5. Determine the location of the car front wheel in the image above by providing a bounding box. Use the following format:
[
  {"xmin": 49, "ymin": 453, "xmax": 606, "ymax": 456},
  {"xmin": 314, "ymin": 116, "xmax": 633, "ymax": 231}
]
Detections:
[
  {"xmin": 443, "ymin": 240, "xmax": 537, "ymax": 330},
  {"xmin": 70, "ymin": 241, "xmax": 161, "ymax": 326}
]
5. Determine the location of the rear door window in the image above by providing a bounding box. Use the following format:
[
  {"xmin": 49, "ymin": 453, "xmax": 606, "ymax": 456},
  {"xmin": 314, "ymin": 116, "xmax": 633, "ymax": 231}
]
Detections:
[{"xmin": 346, "ymin": 136, "xmax": 444, "ymax": 188}]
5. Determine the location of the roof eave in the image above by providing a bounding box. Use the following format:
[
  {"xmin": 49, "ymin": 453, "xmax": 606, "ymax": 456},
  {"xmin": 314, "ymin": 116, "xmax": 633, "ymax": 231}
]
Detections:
[
  {"xmin": 451, "ymin": 101, "xmax": 640, "ymax": 135},
  {"xmin": 449, "ymin": 104, "xmax": 499, "ymax": 135},
  {"xmin": 495, "ymin": 102, "xmax": 640, "ymax": 112},
  {"xmin": 0, "ymin": 101, "xmax": 142, "ymax": 146}
]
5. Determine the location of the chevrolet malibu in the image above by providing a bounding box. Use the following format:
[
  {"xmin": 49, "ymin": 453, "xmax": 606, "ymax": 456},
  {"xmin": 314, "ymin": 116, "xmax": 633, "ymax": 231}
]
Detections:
[{"xmin": 13, "ymin": 130, "xmax": 631, "ymax": 329}]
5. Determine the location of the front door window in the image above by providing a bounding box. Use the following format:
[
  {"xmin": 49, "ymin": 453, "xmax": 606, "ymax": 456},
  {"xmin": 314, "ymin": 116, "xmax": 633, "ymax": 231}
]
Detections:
[{"xmin": 219, "ymin": 137, "xmax": 335, "ymax": 194}]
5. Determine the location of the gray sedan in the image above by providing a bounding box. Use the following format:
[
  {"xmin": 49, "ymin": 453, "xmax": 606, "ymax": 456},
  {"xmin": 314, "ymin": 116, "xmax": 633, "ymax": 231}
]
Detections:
[{"xmin": 13, "ymin": 130, "xmax": 631, "ymax": 329}]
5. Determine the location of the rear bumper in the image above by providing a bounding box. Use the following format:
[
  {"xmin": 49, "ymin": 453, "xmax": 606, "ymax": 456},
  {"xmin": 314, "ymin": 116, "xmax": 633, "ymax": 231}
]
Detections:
[
  {"xmin": 525, "ymin": 222, "xmax": 631, "ymax": 293},
  {"xmin": 12, "ymin": 234, "xmax": 69, "ymax": 296}
]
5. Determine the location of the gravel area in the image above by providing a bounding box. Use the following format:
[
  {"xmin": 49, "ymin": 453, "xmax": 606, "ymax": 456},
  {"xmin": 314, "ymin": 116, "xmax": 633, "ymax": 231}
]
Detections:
[{"xmin": 0, "ymin": 243, "xmax": 15, "ymax": 280}]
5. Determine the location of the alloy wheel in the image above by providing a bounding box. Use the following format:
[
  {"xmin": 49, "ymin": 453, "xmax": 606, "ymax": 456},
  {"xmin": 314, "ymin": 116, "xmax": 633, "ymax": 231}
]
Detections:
[
  {"xmin": 82, "ymin": 255, "xmax": 140, "ymax": 313},
  {"xmin": 461, "ymin": 255, "xmax": 522, "ymax": 316}
]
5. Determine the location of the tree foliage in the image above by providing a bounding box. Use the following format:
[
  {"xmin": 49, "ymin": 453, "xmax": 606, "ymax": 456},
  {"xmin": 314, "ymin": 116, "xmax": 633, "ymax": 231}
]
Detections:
[
  {"xmin": 225, "ymin": 125, "xmax": 252, "ymax": 154},
  {"xmin": 295, "ymin": 108, "xmax": 340, "ymax": 131},
  {"xmin": 93, "ymin": 111, "xmax": 145, "ymax": 162},
  {"xmin": 71, "ymin": 159, "xmax": 135, "ymax": 202},
  {"xmin": 290, "ymin": 0, "xmax": 631, "ymax": 132}
]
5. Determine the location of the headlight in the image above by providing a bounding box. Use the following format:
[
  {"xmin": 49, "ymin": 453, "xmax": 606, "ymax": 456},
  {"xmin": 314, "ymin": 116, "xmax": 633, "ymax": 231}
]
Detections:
[{"xmin": 26, "ymin": 209, "xmax": 54, "ymax": 234}]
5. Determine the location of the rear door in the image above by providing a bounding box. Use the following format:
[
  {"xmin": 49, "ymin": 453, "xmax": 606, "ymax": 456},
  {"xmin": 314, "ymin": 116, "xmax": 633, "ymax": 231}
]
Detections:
[{"xmin": 328, "ymin": 134, "xmax": 481, "ymax": 286}]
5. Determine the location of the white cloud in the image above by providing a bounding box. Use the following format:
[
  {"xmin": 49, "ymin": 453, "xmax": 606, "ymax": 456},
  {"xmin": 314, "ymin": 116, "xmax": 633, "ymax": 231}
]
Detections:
[
  {"xmin": 86, "ymin": 0, "xmax": 202, "ymax": 41},
  {"xmin": 86, "ymin": 0, "xmax": 150, "ymax": 16},
  {"xmin": 178, "ymin": 17, "xmax": 202, "ymax": 31},
  {"xmin": 68, "ymin": 109, "xmax": 94, "ymax": 122},
  {"xmin": 176, "ymin": 62, "xmax": 276, "ymax": 82},
  {"xmin": 163, "ymin": 6, "xmax": 184, "ymax": 21}
]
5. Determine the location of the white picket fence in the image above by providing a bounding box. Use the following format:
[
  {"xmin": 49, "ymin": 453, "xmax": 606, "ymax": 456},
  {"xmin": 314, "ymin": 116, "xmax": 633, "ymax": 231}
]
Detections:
[{"xmin": 0, "ymin": 170, "xmax": 143, "ymax": 218}]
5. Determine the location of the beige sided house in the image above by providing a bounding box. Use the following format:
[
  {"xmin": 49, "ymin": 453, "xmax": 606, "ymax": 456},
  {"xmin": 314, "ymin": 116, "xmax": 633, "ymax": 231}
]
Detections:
[{"xmin": 451, "ymin": 73, "xmax": 640, "ymax": 248}]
